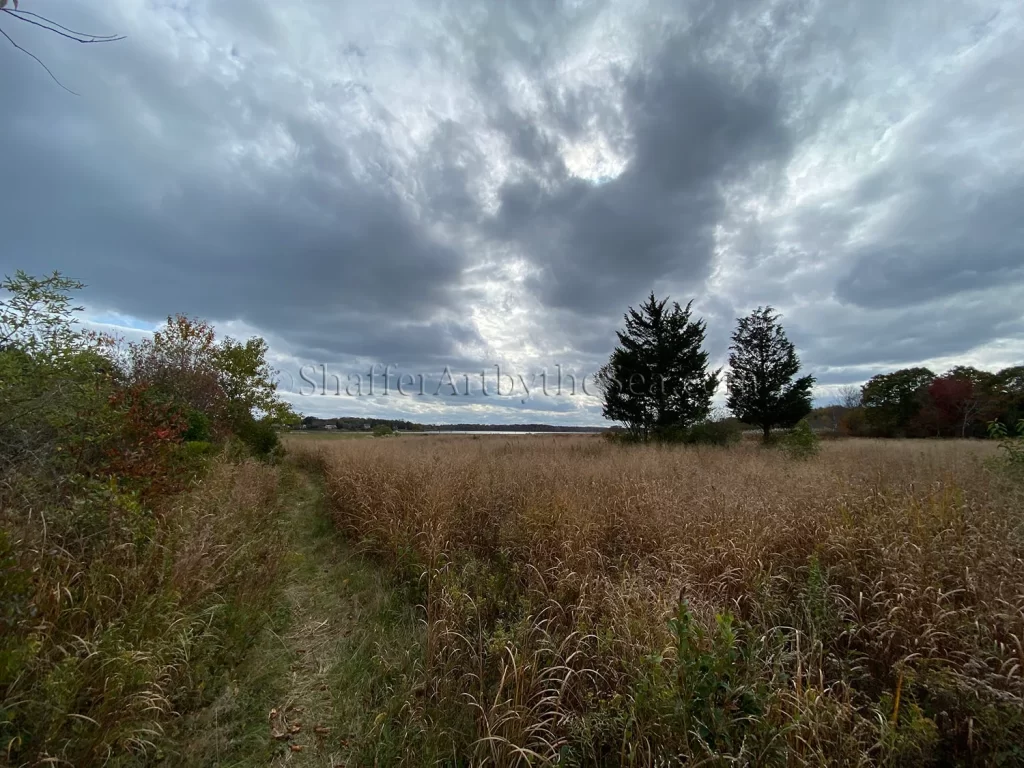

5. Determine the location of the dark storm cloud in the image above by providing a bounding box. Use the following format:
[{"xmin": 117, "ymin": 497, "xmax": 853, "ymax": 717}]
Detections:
[
  {"xmin": 487, "ymin": 32, "xmax": 791, "ymax": 316},
  {"xmin": 2, "ymin": 0, "xmax": 1022, "ymax": 423},
  {"xmin": 0, "ymin": 0, "xmax": 480, "ymax": 370}
]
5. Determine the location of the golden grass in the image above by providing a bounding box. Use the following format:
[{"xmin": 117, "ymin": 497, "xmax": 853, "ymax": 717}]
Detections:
[{"xmin": 297, "ymin": 436, "xmax": 1024, "ymax": 765}]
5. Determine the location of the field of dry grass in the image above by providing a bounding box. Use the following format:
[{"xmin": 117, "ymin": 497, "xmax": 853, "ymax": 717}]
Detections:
[{"xmin": 292, "ymin": 435, "xmax": 1024, "ymax": 765}]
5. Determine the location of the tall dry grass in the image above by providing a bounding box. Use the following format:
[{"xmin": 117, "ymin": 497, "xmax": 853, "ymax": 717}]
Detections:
[
  {"xmin": 1, "ymin": 458, "xmax": 285, "ymax": 766},
  {"xmin": 300, "ymin": 436, "xmax": 1024, "ymax": 765}
]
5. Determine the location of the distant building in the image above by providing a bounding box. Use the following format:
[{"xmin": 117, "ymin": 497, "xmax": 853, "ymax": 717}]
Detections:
[
  {"xmin": 324, "ymin": 424, "xmax": 337, "ymax": 430},
  {"xmin": 362, "ymin": 423, "xmax": 371, "ymax": 430}
]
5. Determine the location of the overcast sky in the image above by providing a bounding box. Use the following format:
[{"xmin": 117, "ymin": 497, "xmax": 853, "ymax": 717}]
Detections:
[{"xmin": 2, "ymin": 0, "xmax": 1022, "ymax": 424}]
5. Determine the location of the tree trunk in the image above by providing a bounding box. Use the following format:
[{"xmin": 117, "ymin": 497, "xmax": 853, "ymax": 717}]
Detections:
[{"xmin": 762, "ymin": 423, "xmax": 771, "ymax": 442}]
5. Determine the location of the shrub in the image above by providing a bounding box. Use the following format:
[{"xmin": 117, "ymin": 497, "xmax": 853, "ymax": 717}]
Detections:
[
  {"xmin": 987, "ymin": 418, "xmax": 1024, "ymax": 472},
  {"xmin": 607, "ymin": 421, "xmax": 741, "ymax": 445},
  {"xmin": 603, "ymin": 428, "xmax": 641, "ymax": 444},
  {"xmin": 684, "ymin": 419, "xmax": 743, "ymax": 446},
  {"xmin": 236, "ymin": 416, "xmax": 281, "ymax": 459},
  {"xmin": 182, "ymin": 409, "xmax": 211, "ymax": 442},
  {"xmin": 782, "ymin": 418, "xmax": 820, "ymax": 459},
  {"xmin": 373, "ymin": 424, "xmax": 394, "ymax": 438}
]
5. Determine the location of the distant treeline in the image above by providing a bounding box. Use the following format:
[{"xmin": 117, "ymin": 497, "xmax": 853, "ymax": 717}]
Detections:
[
  {"xmin": 299, "ymin": 416, "xmax": 604, "ymax": 433},
  {"xmin": 301, "ymin": 416, "xmax": 424, "ymax": 431},
  {"xmin": 421, "ymin": 423, "xmax": 604, "ymax": 433},
  {"xmin": 808, "ymin": 365, "xmax": 1023, "ymax": 438}
]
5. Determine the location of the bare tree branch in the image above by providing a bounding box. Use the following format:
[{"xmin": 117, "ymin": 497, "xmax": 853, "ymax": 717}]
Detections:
[
  {"xmin": 3, "ymin": 9, "xmax": 124, "ymax": 41},
  {"xmin": 0, "ymin": 4, "xmax": 124, "ymax": 95},
  {"xmin": 1, "ymin": 9, "xmax": 125, "ymax": 44},
  {"xmin": 0, "ymin": 23, "xmax": 78, "ymax": 95}
]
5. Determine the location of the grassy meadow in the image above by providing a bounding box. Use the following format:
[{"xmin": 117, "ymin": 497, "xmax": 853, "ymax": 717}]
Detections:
[{"xmin": 290, "ymin": 434, "xmax": 1024, "ymax": 766}]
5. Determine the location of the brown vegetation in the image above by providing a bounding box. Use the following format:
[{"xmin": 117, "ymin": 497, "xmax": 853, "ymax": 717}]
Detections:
[
  {"xmin": 1, "ymin": 458, "xmax": 285, "ymax": 764},
  {"xmin": 296, "ymin": 435, "xmax": 1024, "ymax": 765}
]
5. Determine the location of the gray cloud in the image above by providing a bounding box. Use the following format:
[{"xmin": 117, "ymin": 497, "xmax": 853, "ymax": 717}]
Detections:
[
  {"xmin": 485, "ymin": 27, "xmax": 792, "ymax": 316},
  {"xmin": 2, "ymin": 0, "xmax": 1023, "ymax": 422}
]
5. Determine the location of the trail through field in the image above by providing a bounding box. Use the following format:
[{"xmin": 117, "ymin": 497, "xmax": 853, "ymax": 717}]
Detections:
[
  {"xmin": 261, "ymin": 468, "xmax": 355, "ymax": 767},
  {"xmin": 171, "ymin": 463, "xmax": 422, "ymax": 767}
]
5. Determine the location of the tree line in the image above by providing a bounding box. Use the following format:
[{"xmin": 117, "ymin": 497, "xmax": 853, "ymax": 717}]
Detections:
[
  {"xmin": 839, "ymin": 365, "xmax": 1024, "ymax": 438},
  {"xmin": 1, "ymin": 271, "xmax": 296, "ymax": 502},
  {"xmin": 598, "ymin": 293, "xmax": 1022, "ymax": 441}
]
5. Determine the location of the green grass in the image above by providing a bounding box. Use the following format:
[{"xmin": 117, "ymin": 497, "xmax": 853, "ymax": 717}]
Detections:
[{"xmin": 282, "ymin": 431, "xmax": 376, "ymax": 441}]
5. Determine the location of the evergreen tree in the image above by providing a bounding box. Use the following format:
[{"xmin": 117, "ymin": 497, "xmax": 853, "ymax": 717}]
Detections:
[
  {"xmin": 597, "ymin": 294, "xmax": 719, "ymax": 441},
  {"xmin": 726, "ymin": 306, "xmax": 814, "ymax": 441}
]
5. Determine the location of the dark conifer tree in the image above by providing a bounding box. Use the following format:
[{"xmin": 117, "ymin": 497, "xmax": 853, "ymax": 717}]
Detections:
[
  {"xmin": 598, "ymin": 294, "xmax": 719, "ymax": 441},
  {"xmin": 726, "ymin": 306, "xmax": 814, "ymax": 441}
]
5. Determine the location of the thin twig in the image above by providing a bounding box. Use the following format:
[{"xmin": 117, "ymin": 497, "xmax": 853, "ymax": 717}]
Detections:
[
  {"xmin": 0, "ymin": 24, "xmax": 79, "ymax": 95},
  {"xmin": 4, "ymin": 9, "xmax": 124, "ymax": 41}
]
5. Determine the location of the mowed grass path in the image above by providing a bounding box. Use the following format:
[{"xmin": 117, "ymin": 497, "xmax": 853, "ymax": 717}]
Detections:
[{"xmin": 171, "ymin": 464, "xmax": 423, "ymax": 766}]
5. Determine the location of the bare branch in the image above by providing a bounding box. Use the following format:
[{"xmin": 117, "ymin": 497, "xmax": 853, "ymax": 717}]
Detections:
[
  {"xmin": 3, "ymin": 9, "xmax": 124, "ymax": 41},
  {"xmin": 0, "ymin": 6, "xmax": 124, "ymax": 94},
  {"xmin": 0, "ymin": 23, "xmax": 78, "ymax": 95}
]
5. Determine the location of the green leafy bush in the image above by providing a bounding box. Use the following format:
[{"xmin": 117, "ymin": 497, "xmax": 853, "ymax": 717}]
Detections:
[
  {"xmin": 182, "ymin": 409, "xmax": 211, "ymax": 442},
  {"xmin": 683, "ymin": 419, "xmax": 743, "ymax": 446},
  {"xmin": 782, "ymin": 418, "xmax": 820, "ymax": 459},
  {"xmin": 987, "ymin": 419, "xmax": 1024, "ymax": 472},
  {"xmin": 236, "ymin": 417, "xmax": 281, "ymax": 459}
]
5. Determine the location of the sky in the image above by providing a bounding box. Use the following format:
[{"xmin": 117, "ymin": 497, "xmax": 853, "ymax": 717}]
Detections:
[{"xmin": 2, "ymin": 0, "xmax": 1022, "ymax": 425}]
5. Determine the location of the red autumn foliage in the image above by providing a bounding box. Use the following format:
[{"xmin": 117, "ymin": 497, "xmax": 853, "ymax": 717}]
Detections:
[
  {"xmin": 102, "ymin": 382, "xmax": 187, "ymax": 499},
  {"xmin": 922, "ymin": 374, "xmax": 991, "ymax": 438}
]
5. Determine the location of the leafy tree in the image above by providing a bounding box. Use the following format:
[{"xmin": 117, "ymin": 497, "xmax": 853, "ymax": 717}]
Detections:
[
  {"xmin": 123, "ymin": 315, "xmax": 225, "ymax": 419},
  {"xmin": 269, "ymin": 401, "xmax": 302, "ymax": 428},
  {"xmin": 725, "ymin": 307, "xmax": 814, "ymax": 441},
  {"xmin": 597, "ymin": 294, "xmax": 719, "ymax": 441},
  {"xmin": 119, "ymin": 315, "xmax": 289, "ymax": 441},
  {"xmin": 0, "ymin": 271, "xmax": 114, "ymax": 474},
  {"xmin": 861, "ymin": 368, "xmax": 935, "ymax": 437},
  {"xmin": 0, "ymin": 272, "xmax": 189, "ymax": 497},
  {"xmin": 994, "ymin": 366, "xmax": 1024, "ymax": 426},
  {"xmin": 922, "ymin": 367, "xmax": 998, "ymax": 438},
  {"xmin": 215, "ymin": 336, "xmax": 281, "ymax": 427}
]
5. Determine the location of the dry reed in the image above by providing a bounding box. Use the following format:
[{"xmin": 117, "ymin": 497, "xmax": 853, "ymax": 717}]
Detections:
[{"xmin": 300, "ymin": 436, "xmax": 1024, "ymax": 766}]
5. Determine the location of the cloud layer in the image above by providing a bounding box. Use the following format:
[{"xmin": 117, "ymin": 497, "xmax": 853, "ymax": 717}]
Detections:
[{"xmin": 2, "ymin": 0, "xmax": 1022, "ymax": 423}]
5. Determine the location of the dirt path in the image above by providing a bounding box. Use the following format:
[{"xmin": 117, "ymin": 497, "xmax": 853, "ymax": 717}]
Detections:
[
  {"xmin": 264, "ymin": 468, "xmax": 355, "ymax": 767},
  {"xmin": 171, "ymin": 464, "xmax": 422, "ymax": 767}
]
